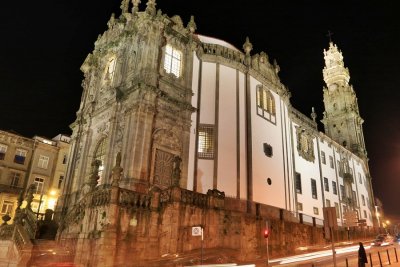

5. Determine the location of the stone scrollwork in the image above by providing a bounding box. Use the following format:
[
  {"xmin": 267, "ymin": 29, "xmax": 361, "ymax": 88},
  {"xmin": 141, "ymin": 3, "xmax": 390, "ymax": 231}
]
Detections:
[{"xmin": 296, "ymin": 126, "xmax": 315, "ymax": 162}]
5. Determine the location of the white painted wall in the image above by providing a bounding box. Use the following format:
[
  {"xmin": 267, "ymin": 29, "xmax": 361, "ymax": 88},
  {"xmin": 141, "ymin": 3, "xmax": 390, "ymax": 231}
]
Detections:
[
  {"xmin": 217, "ymin": 65, "xmax": 238, "ymax": 197},
  {"xmin": 249, "ymin": 77, "xmax": 286, "ymax": 209},
  {"xmin": 187, "ymin": 52, "xmax": 200, "ymax": 191}
]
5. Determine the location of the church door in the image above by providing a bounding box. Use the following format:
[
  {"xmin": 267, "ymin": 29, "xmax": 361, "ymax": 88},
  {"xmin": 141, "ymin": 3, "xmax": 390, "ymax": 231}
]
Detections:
[{"xmin": 153, "ymin": 149, "xmax": 174, "ymax": 187}]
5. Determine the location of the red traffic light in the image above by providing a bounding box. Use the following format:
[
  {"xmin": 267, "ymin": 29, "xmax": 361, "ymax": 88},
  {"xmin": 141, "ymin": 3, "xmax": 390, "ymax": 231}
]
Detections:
[{"xmin": 263, "ymin": 229, "xmax": 269, "ymax": 238}]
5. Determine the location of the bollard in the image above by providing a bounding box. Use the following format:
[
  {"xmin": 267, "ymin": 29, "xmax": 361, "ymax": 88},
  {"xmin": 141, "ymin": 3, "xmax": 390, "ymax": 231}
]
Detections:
[
  {"xmin": 387, "ymin": 249, "xmax": 391, "ymax": 265},
  {"xmin": 378, "ymin": 251, "xmax": 382, "ymax": 267},
  {"xmin": 345, "ymin": 258, "xmax": 348, "ymax": 267}
]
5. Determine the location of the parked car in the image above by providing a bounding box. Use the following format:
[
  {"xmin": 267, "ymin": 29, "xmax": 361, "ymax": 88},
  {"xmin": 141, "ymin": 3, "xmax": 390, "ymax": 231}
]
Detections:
[{"xmin": 371, "ymin": 234, "xmax": 394, "ymax": 246}]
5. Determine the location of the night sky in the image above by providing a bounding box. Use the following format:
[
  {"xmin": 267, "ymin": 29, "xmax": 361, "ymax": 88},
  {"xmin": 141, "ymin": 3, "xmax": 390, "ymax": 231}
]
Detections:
[{"xmin": 1, "ymin": 1, "xmax": 399, "ymax": 219}]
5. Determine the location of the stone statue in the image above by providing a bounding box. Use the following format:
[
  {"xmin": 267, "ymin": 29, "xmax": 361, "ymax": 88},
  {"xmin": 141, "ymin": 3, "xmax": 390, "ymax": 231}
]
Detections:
[{"xmin": 111, "ymin": 152, "xmax": 123, "ymax": 186}]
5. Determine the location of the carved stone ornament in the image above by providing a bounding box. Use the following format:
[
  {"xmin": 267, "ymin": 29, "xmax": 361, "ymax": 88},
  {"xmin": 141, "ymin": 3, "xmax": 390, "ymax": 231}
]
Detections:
[{"xmin": 296, "ymin": 126, "xmax": 315, "ymax": 162}]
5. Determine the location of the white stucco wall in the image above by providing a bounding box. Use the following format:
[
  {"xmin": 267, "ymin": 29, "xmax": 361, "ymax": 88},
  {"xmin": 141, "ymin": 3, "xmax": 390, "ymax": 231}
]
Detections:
[
  {"xmin": 216, "ymin": 65, "xmax": 238, "ymax": 197},
  {"xmin": 250, "ymin": 77, "xmax": 286, "ymax": 209}
]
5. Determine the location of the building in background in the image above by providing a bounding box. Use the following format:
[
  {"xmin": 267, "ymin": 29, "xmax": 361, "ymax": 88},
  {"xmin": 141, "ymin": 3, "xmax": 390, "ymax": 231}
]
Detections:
[{"xmin": 0, "ymin": 130, "xmax": 70, "ymax": 223}]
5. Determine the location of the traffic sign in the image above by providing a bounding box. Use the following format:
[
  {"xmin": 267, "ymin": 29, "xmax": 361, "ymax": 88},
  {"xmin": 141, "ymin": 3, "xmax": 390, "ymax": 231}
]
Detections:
[{"xmin": 192, "ymin": 226, "xmax": 202, "ymax": 236}]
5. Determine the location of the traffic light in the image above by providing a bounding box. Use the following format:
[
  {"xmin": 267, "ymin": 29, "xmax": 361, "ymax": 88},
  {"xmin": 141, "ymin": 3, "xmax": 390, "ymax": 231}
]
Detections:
[{"xmin": 263, "ymin": 228, "xmax": 269, "ymax": 238}]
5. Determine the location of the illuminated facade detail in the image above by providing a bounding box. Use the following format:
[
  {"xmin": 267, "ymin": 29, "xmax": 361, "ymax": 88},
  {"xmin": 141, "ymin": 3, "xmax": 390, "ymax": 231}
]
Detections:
[
  {"xmin": 105, "ymin": 57, "xmax": 117, "ymax": 82},
  {"xmin": 51, "ymin": 3, "xmax": 376, "ymax": 265},
  {"xmin": 256, "ymin": 85, "xmax": 276, "ymax": 123},
  {"xmin": 296, "ymin": 127, "xmax": 315, "ymax": 162},
  {"xmin": 197, "ymin": 124, "xmax": 214, "ymax": 159},
  {"xmin": 164, "ymin": 44, "xmax": 182, "ymax": 77}
]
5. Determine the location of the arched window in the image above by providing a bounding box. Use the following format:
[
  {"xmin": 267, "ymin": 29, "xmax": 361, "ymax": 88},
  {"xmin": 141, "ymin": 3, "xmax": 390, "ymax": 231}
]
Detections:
[
  {"xmin": 256, "ymin": 86, "xmax": 276, "ymax": 123},
  {"xmin": 94, "ymin": 138, "xmax": 107, "ymax": 185}
]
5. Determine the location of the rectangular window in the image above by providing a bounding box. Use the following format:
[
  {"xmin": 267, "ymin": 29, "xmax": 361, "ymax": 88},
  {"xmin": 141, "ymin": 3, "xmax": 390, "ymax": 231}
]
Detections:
[
  {"xmin": 62, "ymin": 154, "xmax": 67, "ymax": 164},
  {"xmin": 256, "ymin": 86, "xmax": 276, "ymax": 123},
  {"xmin": 343, "ymin": 205, "xmax": 348, "ymax": 213},
  {"xmin": 58, "ymin": 175, "xmax": 64, "ymax": 189},
  {"xmin": 38, "ymin": 155, "xmax": 49, "ymax": 169},
  {"xmin": 362, "ymin": 195, "xmax": 365, "ymax": 206},
  {"xmin": 324, "ymin": 177, "xmax": 329, "ymax": 192},
  {"xmin": 313, "ymin": 207, "xmax": 319, "ymax": 215},
  {"xmin": 358, "ymin": 173, "xmax": 362, "ymax": 184},
  {"xmin": 311, "ymin": 178, "xmax": 317, "ymax": 199},
  {"xmin": 197, "ymin": 124, "xmax": 214, "ymax": 159},
  {"xmin": 332, "ymin": 181, "xmax": 337, "ymax": 195},
  {"xmin": 335, "ymin": 202, "xmax": 340, "ymax": 218},
  {"xmin": 340, "ymin": 185, "xmax": 345, "ymax": 199},
  {"xmin": 1, "ymin": 200, "xmax": 13, "ymax": 215},
  {"xmin": 164, "ymin": 44, "xmax": 182, "ymax": 77},
  {"xmin": 363, "ymin": 210, "xmax": 367, "ymax": 219},
  {"xmin": 297, "ymin": 202, "xmax": 303, "ymax": 211},
  {"xmin": 14, "ymin": 149, "xmax": 27, "ymax": 164},
  {"xmin": 352, "ymin": 191, "xmax": 357, "ymax": 206},
  {"xmin": 326, "ymin": 199, "xmax": 331, "ymax": 207},
  {"xmin": 321, "ymin": 151, "xmax": 326, "ymax": 164},
  {"xmin": 10, "ymin": 172, "xmax": 21, "ymax": 187},
  {"xmin": 337, "ymin": 160, "xmax": 342, "ymax": 177},
  {"xmin": 34, "ymin": 177, "xmax": 45, "ymax": 195},
  {"xmin": 0, "ymin": 144, "xmax": 7, "ymax": 160},
  {"xmin": 295, "ymin": 172, "xmax": 302, "ymax": 194},
  {"xmin": 329, "ymin": 156, "xmax": 334, "ymax": 168}
]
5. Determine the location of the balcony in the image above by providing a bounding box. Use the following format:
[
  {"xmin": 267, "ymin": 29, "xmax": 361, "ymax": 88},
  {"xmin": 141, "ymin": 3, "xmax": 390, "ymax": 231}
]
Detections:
[{"xmin": 0, "ymin": 184, "xmax": 23, "ymax": 194}]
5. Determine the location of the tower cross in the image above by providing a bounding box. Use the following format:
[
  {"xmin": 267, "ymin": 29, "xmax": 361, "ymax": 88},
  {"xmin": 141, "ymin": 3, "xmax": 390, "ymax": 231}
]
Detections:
[{"xmin": 327, "ymin": 31, "xmax": 334, "ymax": 42}]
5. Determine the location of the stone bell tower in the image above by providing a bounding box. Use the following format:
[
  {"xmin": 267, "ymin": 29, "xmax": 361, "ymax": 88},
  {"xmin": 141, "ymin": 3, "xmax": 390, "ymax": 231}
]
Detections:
[
  {"xmin": 321, "ymin": 42, "xmax": 367, "ymax": 160},
  {"xmin": 60, "ymin": 0, "xmax": 198, "ymax": 202}
]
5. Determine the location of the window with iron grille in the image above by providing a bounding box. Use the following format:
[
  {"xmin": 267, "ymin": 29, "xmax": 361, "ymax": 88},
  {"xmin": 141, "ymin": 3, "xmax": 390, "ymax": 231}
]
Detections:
[
  {"xmin": 198, "ymin": 125, "xmax": 214, "ymax": 159},
  {"xmin": 311, "ymin": 178, "xmax": 317, "ymax": 199}
]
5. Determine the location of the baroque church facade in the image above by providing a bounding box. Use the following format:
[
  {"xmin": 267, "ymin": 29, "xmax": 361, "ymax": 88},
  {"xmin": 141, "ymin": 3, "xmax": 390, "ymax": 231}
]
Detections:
[{"xmin": 55, "ymin": 0, "xmax": 375, "ymax": 264}]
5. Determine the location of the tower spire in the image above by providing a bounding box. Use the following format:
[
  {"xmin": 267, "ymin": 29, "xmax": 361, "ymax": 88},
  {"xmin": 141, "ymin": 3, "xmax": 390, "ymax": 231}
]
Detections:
[
  {"xmin": 145, "ymin": 0, "xmax": 156, "ymax": 16},
  {"xmin": 321, "ymin": 42, "xmax": 367, "ymax": 159}
]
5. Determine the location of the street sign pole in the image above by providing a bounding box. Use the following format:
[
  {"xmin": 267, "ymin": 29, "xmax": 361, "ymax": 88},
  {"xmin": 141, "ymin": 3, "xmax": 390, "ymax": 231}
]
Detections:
[
  {"xmin": 330, "ymin": 226, "xmax": 337, "ymax": 267},
  {"xmin": 201, "ymin": 227, "xmax": 203, "ymax": 265}
]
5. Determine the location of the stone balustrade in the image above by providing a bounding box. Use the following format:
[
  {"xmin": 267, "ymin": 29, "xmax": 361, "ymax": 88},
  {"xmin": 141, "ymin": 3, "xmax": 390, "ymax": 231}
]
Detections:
[{"xmin": 119, "ymin": 188, "xmax": 151, "ymax": 209}]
